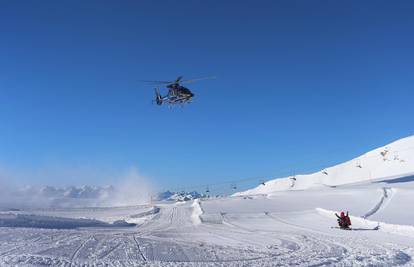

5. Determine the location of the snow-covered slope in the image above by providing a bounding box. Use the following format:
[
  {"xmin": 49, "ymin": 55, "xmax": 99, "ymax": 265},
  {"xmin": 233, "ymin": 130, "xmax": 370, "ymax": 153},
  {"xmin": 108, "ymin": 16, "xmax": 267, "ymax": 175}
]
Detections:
[
  {"xmin": 236, "ymin": 135, "xmax": 414, "ymax": 196},
  {"xmin": 2, "ymin": 184, "xmax": 414, "ymax": 266},
  {"xmin": 1, "ymin": 135, "xmax": 414, "ymax": 266}
]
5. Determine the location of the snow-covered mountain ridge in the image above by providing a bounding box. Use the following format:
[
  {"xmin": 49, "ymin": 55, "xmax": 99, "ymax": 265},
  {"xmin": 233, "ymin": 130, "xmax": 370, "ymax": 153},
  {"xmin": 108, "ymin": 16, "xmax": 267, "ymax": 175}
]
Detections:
[
  {"xmin": 156, "ymin": 191, "xmax": 204, "ymax": 202},
  {"xmin": 18, "ymin": 185, "xmax": 115, "ymax": 199},
  {"xmin": 0, "ymin": 184, "xmax": 148, "ymax": 209},
  {"xmin": 236, "ymin": 135, "xmax": 414, "ymax": 196},
  {"xmin": 0, "ymin": 185, "xmax": 204, "ymax": 209}
]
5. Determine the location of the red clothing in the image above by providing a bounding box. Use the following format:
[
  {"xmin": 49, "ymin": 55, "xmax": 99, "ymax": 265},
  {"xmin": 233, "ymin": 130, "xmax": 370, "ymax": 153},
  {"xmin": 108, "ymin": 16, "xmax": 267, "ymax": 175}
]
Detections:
[
  {"xmin": 336, "ymin": 211, "xmax": 352, "ymax": 228},
  {"xmin": 345, "ymin": 215, "xmax": 351, "ymax": 226}
]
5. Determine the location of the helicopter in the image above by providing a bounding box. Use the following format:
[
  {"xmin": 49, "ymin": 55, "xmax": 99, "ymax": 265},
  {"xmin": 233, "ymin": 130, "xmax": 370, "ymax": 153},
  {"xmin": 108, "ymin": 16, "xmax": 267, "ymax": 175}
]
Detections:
[{"xmin": 141, "ymin": 76, "xmax": 215, "ymax": 106}]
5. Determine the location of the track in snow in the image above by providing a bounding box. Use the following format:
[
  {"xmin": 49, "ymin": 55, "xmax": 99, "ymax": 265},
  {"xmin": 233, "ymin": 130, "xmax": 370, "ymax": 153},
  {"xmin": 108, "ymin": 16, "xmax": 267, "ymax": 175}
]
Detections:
[
  {"xmin": 0, "ymin": 200, "xmax": 412, "ymax": 266},
  {"xmin": 363, "ymin": 187, "xmax": 393, "ymax": 219},
  {"xmin": 132, "ymin": 235, "xmax": 147, "ymax": 262}
]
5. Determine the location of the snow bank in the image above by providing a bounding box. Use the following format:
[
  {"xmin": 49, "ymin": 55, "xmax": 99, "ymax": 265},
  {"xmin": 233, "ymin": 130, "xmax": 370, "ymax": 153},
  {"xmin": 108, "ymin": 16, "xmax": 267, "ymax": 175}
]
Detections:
[
  {"xmin": 236, "ymin": 135, "xmax": 414, "ymax": 196},
  {"xmin": 191, "ymin": 199, "xmax": 203, "ymax": 225},
  {"xmin": 317, "ymin": 208, "xmax": 414, "ymax": 238},
  {"xmin": 129, "ymin": 206, "xmax": 160, "ymax": 219},
  {"xmin": 0, "ymin": 213, "xmax": 136, "ymax": 229}
]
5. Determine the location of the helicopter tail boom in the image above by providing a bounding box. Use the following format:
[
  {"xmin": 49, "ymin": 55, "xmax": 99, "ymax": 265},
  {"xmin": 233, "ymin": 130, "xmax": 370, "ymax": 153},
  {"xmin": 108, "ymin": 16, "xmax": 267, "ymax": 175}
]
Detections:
[{"xmin": 155, "ymin": 88, "xmax": 163, "ymax": 105}]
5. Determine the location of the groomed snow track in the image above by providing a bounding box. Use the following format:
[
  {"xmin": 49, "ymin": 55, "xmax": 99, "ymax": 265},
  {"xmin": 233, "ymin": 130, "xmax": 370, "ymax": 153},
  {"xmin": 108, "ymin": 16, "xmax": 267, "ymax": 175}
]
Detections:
[{"xmin": 1, "ymin": 200, "xmax": 412, "ymax": 266}]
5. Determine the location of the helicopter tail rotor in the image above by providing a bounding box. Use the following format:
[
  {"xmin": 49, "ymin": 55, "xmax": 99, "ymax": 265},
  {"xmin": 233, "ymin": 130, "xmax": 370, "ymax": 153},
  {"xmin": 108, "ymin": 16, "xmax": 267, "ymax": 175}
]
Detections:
[{"xmin": 154, "ymin": 88, "xmax": 163, "ymax": 105}]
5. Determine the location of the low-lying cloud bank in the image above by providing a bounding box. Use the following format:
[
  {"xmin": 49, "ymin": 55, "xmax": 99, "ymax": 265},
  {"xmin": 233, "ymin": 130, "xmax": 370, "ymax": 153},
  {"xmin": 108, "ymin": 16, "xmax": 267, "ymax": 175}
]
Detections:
[{"xmin": 0, "ymin": 168, "xmax": 154, "ymax": 209}]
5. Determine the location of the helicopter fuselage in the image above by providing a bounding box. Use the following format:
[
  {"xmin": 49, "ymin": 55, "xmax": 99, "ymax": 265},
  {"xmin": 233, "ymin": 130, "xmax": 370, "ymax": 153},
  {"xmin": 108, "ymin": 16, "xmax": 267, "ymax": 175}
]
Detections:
[
  {"xmin": 155, "ymin": 84, "xmax": 194, "ymax": 105},
  {"xmin": 166, "ymin": 84, "xmax": 194, "ymax": 103},
  {"xmin": 148, "ymin": 75, "xmax": 213, "ymax": 106},
  {"xmin": 167, "ymin": 84, "xmax": 194, "ymax": 98}
]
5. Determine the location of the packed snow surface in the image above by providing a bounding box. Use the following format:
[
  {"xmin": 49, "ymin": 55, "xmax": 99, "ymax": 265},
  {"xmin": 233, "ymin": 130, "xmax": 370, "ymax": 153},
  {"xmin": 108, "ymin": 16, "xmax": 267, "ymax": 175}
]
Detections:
[
  {"xmin": 0, "ymin": 136, "xmax": 414, "ymax": 266},
  {"xmin": 1, "ymin": 180, "xmax": 414, "ymax": 266}
]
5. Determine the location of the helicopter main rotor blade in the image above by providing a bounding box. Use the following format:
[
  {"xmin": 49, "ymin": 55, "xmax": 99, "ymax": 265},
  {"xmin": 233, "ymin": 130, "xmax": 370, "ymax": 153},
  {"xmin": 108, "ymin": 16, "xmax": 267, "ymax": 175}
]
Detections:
[
  {"xmin": 180, "ymin": 76, "xmax": 216, "ymax": 84},
  {"xmin": 175, "ymin": 76, "xmax": 183, "ymax": 83},
  {"xmin": 139, "ymin": 80, "xmax": 174, "ymax": 84}
]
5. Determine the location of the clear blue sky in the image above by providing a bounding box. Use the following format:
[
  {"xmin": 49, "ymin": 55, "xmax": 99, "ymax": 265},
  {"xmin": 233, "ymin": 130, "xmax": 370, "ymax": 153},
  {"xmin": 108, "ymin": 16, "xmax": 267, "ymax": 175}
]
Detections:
[{"xmin": 0, "ymin": 1, "xmax": 413, "ymax": 192}]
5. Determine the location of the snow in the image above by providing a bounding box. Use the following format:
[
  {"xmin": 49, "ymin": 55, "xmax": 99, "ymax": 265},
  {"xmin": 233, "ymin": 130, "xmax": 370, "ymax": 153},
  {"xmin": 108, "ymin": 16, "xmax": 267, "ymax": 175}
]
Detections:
[
  {"xmin": 156, "ymin": 191, "xmax": 204, "ymax": 202},
  {"xmin": 0, "ymin": 136, "xmax": 414, "ymax": 266},
  {"xmin": 1, "ymin": 186, "xmax": 414, "ymax": 266},
  {"xmin": 191, "ymin": 199, "xmax": 203, "ymax": 225},
  {"xmin": 236, "ymin": 135, "xmax": 414, "ymax": 195},
  {"xmin": 317, "ymin": 208, "xmax": 414, "ymax": 238},
  {"xmin": 0, "ymin": 213, "xmax": 136, "ymax": 229}
]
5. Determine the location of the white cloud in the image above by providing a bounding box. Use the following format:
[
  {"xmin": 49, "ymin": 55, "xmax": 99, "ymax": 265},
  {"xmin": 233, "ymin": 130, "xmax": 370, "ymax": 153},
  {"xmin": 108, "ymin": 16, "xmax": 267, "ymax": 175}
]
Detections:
[{"xmin": 0, "ymin": 164, "xmax": 154, "ymax": 209}]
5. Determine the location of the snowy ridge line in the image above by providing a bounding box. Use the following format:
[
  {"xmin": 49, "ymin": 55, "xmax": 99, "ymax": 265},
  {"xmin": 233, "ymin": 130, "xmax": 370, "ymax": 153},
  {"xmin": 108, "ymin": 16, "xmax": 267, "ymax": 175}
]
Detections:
[
  {"xmin": 317, "ymin": 208, "xmax": 414, "ymax": 238},
  {"xmin": 129, "ymin": 206, "xmax": 160, "ymax": 219},
  {"xmin": 236, "ymin": 135, "xmax": 414, "ymax": 196},
  {"xmin": 167, "ymin": 140, "xmax": 414, "ymax": 196},
  {"xmin": 362, "ymin": 187, "xmax": 393, "ymax": 219}
]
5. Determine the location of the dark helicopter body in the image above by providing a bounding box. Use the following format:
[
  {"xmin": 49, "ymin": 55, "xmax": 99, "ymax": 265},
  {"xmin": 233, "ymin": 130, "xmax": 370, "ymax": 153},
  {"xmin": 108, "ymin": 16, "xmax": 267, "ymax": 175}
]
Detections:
[
  {"xmin": 155, "ymin": 83, "xmax": 194, "ymax": 106},
  {"xmin": 144, "ymin": 76, "xmax": 214, "ymax": 106}
]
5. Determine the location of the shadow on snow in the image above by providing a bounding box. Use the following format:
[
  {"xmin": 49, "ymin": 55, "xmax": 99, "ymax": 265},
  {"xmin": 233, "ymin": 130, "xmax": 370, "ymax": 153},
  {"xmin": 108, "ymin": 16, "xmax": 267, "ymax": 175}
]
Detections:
[
  {"xmin": 0, "ymin": 213, "xmax": 136, "ymax": 229},
  {"xmin": 374, "ymin": 175, "xmax": 414, "ymax": 184}
]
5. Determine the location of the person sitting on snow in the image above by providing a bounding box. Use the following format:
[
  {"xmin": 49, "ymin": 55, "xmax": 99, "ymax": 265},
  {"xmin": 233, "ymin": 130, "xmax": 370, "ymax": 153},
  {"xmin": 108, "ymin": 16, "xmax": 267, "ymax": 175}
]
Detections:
[{"xmin": 335, "ymin": 211, "xmax": 352, "ymax": 229}]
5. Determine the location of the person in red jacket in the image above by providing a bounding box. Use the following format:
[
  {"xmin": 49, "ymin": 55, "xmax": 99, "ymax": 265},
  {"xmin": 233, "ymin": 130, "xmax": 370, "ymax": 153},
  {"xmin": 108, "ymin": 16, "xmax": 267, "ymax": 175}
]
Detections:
[{"xmin": 335, "ymin": 211, "xmax": 352, "ymax": 229}]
